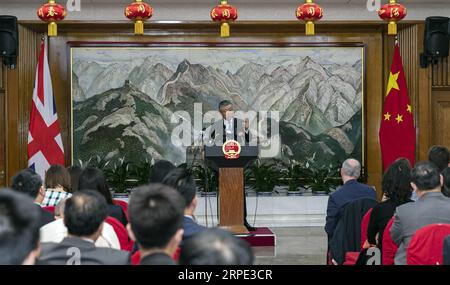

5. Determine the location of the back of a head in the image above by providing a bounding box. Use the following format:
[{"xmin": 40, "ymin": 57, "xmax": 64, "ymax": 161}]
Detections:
[
  {"xmin": 64, "ymin": 190, "xmax": 108, "ymax": 237},
  {"xmin": 442, "ymin": 167, "xmax": 450, "ymax": 197},
  {"xmin": 411, "ymin": 161, "xmax": 441, "ymax": 192},
  {"xmin": 149, "ymin": 160, "xmax": 175, "ymax": 183},
  {"xmin": 428, "ymin": 145, "xmax": 450, "ymax": 173},
  {"xmin": 179, "ymin": 228, "xmax": 254, "ymax": 265},
  {"xmin": 45, "ymin": 164, "xmax": 71, "ymax": 192},
  {"xmin": 382, "ymin": 158, "xmax": 412, "ymax": 203},
  {"xmin": 129, "ymin": 183, "xmax": 184, "ymax": 250},
  {"xmin": 78, "ymin": 167, "xmax": 112, "ymax": 204},
  {"xmin": 67, "ymin": 165, "xmax": 83, "ymax": 193},
  {"xmin": 162, "ymin": 168, "xmax": 197, "ymax": 208},
  {"xmin": 341, "ymin": 158, "xmax": 361, "ymax": 179},
  {"xmin": 10, "ymin": 168, "xmax": 42, "ymax": 199},
  {"xmin": 0, "ymin": 189, "xmax": 40, "ymax": 265}
]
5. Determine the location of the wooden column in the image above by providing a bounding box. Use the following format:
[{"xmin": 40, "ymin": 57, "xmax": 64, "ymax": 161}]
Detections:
[{"xmin": 218, "ymin": 168, "xmax": 248, "ymax": 234}]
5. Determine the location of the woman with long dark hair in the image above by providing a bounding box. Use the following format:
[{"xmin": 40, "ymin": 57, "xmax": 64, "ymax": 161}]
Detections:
[
  {"xmin": 78, "ymin": 167, "xmax": 128, "ymax": 226},
  {"xmin": 366, "ymin": 158, "xmax": 413, "ymax": 249}
]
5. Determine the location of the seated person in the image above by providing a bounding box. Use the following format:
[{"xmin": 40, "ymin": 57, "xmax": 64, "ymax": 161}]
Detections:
[
  {"xmin": 40, "ymin": 198, "xmax": 120, "ymax": 249},
  {"xmin": 391, "ymin": 161, "xmax": 450, "ymax": 265},
  {"xmin": 163, "ymin": 168, "xmax": 206, "ymax": 241},
  {"xmin": 42, "ymin": 164, "xmax": 72, "ymax": 206},
  {"xmin": 441, "ymin": 167, "xmax": 450, "ymax": 197},
  {"xmin": 179, "ymin": 228, "xmax": 254, "ymax": 265},
  {"xmin": 127, "ymin": 184, "xmax": 185, "ymax": 265},
  {"xmin": 78, "ymin": 167, "xmax": 128, "ymax": 226},
  {"xmin": 10, "ymin": 168, "xmax": 54, "ymax": 227},
  {"xmin": 0, "ymin": 189, "xmax": 41, "ymax": 265},
  {"xmin": 325, "ymin": 158, "xmax": 376, "ymax": 239},
  {"xmin": 38, "ymin": 190, "xmax": 130, "ymax": 265},
  {"xmin": 366, "ymin": 158, "xmax": 413, "ymax": 249},
  {"xmin": 149, "ymin": 160, "xmax": 175, "ymax": 183}
]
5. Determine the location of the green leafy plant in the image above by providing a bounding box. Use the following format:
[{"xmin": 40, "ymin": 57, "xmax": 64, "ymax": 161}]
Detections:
[
  {"xmin": 130, "ymin": 159, "xmax": 152, "ymax": 186},
  {"xmin": 245, "ymin": 159, "xmax": 282, "ymax": 193},
  {"xmin": 192, "ymin": 164, "xmax": 218, "ymax": 193},
  {"xmin": 282, "ymin": 160, "xmax": 313, "ymax": 192},
  {"xmin": 307, "ymin": 162, "xmax": 341, "ymax": 194},
  {"xmin": 77, "ymin": 154, "xmax": 110, "ymax": 171},
  {"xmin": 105, "ymin": 157, "xmax": 133, "ymax": 194}
]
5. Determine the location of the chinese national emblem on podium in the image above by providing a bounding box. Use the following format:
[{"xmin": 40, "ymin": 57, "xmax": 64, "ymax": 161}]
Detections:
[{"xmin": 222, "ymin": 140, "xmax": 241, "ymax": 159}]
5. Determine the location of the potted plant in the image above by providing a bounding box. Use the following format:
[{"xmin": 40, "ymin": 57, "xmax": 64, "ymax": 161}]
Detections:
[
  {"xmin": 105, "ymin": 157, "xmax": 133, "ymax": 198},
  {"xmin": 307, "ymin": 163, "xmax": 341, "ymax": 196},
  {"xmin": 282, "ymin": 160, "xmax": 313, "ymax": 196},
  {"xmin": 245, "ymin": 159, "xmax": 281, "ymax": 196},
  {"xmin": 130, "ymin": 159, "xmax": 152, "ymax": 187},
  {"xmin": 192, "ymin": 164, "xmax": 218, "ymax": 197}
]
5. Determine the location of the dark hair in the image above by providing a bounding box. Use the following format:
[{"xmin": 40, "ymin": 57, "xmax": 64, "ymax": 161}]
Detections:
[
  {"xmin": 442, "ymin": 167, "xmax": 450, "ymax": 197},
  {"xmin": 179, "ymin": 228, "xmax": 254, "ymax": 265},
  {"xmin": 129, "ymin": 183, "xmax": 184, "ymax": 249},
  {"xmin": 218, "ymin": 100, "xmax": 232, "ymax": 110},
  {"xmin": 45, "ymin": 164, "xmax": 71, "ymax": 193},
  {"xmin": 78, "ymin": 167, "xmax": 113, "ymax": 204},
  {"xmin": 64, "ymin": 190, "xmax": 108, "ymax": 237},
  {"xmin": 162, "ymin": 168, "xmax": 197, "ymax": 208},
  {"xmin": 382, "ymin": 158, "xmax": 412, "ymax": 204},
  {"xmin": 67, "ymin": 165, "xmax": 83, "ymax": 193},
  {"xmin": 428, "ymin": 145, "xmax": 450, "ymax": 173},
  {"xmin": 0, "ymin": 189, "xmax": 40, "ymax": 265},
  {"xmin": 149, "ymin": 160, "xmax": 175, "ymax": 183},
  {"xmin": 411, "ymin": 161, "xmax": 441, "ymax": 191},
  {"xmin": 10, "ymin": 168, "xmax": 42, "ymax": 199}
]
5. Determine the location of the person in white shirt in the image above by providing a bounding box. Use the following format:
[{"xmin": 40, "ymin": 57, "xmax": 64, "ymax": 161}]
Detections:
[{"xmin": 40, "ymin": 198, "xmax": 120, "ymax": 249}]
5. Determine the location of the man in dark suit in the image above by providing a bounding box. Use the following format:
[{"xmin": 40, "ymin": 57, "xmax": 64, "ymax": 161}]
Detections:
[
  {"xmin": 325, "ymin": 158, "xmax": 376, "ymax": 239},
  {"xmin": 391, "ymin": 161, "xmax": 450, "ymax": 265},
  {"xmin": 163, "ymin": 168, "xmax": 206, "ymax": 241},
  {"xmin": 127, "ymin": 184, "xmax": 185, "ymax": 265},
  {"xmin": 10, "ymin": 169, "xmax": 55, "ymax": 228},
  {"xmin": 206, "ymin": 100, "xmax": 255, "ymax": 231},
  {"xmin": 38, "ymin": 190, "xmax": 130, "ymax": 265}
]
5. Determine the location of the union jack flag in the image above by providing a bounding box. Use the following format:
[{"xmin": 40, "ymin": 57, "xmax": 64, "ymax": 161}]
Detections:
[{"xmin": 27, "ymin": 40, "xmax": 65, "ymax": 179}]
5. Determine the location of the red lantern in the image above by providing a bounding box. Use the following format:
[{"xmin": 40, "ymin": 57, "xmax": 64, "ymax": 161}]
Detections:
[
  {"xmin": 125, "ymin": 0, "xmax": 153, "ymax": 35},
  {"xmin": 378, "ymin": 0, "xmax": 407, "ymax": 36},
  {"xmin": 37, "ymin": 0, "xmax": 67, "ymax": 37},
  {"xmin": 211, "ymin": 0, "xmax": 238, "ymax": 38},
  {"xmin": 296, "ymin": 0, "xmax": 323, "ymax": 36}
]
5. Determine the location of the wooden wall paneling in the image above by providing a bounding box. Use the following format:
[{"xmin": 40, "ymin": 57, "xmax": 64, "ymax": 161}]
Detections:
[
  {"xmin": 0, "ymin": 66, "xmax": 5, "ymax": 186},
  {"xmin": 4, "ymin": 25, "xmax": 39, "ymax": 186},
  {"xmin": 432, "ymin": 91, "xmax": 450, "ymax": 148}
]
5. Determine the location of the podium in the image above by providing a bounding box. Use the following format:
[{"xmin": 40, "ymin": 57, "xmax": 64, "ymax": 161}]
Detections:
[{"xmin": 204, "ymin": 145, "xmax": 258, "ymax": 234}]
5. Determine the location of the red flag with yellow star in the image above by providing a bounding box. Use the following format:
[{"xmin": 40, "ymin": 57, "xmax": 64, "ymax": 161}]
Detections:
[{"xmin": 379, "ymin": 43, "xmax": 416, "ymax": 170}]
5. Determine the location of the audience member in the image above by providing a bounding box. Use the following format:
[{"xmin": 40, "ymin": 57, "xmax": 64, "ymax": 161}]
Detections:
[
  {"xmin": 67, "ymin": 165, "xmax": 82, "ymax": 193},
  {"xmin": 150, "ymin": 160, "xmax": 176, "ymax": 183},
  {"xmin": 325, "ymin": 158, "xmax": 376, "ymax": 239},
  {"xmin": 366, "ymin": 158, "xmax": 413, "ymax": 249},
  {"xmin": 163, "ymin": 168, "xmax": 206, "ymax": 241},
  {"xmin": 78, "ymin": 167, "xmax": 128, "ymax": 226},
  {"xmin": 10, "ymin": 168, "xmax": 54, "ymax": 227},
  {"xmin": 43, "ymin": 164, "xmax": 72, "ymax": 206},
  {"xmin": 428, "ymin": 145, "xmax": 450, "ymax": 173},
  {"xmin": 38, "ymin": 190, "xmax": 130, "ymax": 265},
  {"xmin": 179, "ymin": 228, "xmax": 254, "ymax": 265},
  {"xmin": 443, "ymin": 167, "xmax": 450, "ymax": 197},
  {"xmin": 127, "ymin": 184, "xmax": 184, "ymax": 265},
  {"xmin": 0, "ymin": 189, "xmax": 41, "ymax": 265},
  {"xmin": 40, "ymin": 198, "xmax": 120, "ymax": 249},
  {"xmin": 391, "ymin": 161, "xmax": 450, "ymax": 265}
]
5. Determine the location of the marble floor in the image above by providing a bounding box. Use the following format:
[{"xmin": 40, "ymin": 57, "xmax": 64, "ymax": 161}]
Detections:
[{"xmin": 253, "ymin": 227, "xmax": 327, "ymax": 265}]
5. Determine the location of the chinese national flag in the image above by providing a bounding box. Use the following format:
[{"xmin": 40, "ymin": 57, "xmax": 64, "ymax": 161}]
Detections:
[{"xmin": 379, "ymin": 43, "xmax": 416, "ymax": 170}]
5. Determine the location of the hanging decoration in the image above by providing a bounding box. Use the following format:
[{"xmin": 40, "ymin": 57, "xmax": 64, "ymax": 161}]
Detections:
[
  {"xmin": 378, "ymin": 0, "xmax": 407, "ymax": 36},
  {"xmin": 125, "ymin": 0, "xmax": 153, "ymax": 35},
  {"xmin": 296, "ymin": 0, "xmax": 323, "ymax": 36},
  {"xmin": 211, "ymin": 0, "xmax": 238, "ymax": 38},
  {"xmin": 37, "ymin": 0, "xmax": 67, "ymax": 37}
]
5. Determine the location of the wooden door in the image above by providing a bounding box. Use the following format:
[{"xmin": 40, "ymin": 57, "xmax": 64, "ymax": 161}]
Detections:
[
  {"xmin": 0, "ymin": 66, "xmax": 6, "ymax": 186},
  {"xmin": 432, "ymin": 90, "xmax": 450, "ymax": 149}
]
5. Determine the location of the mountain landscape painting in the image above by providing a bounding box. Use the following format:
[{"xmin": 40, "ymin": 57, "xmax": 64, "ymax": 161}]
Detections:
[{"xmin": 71, "ymin": 46, "xmax": 364, "ymax": 168}]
